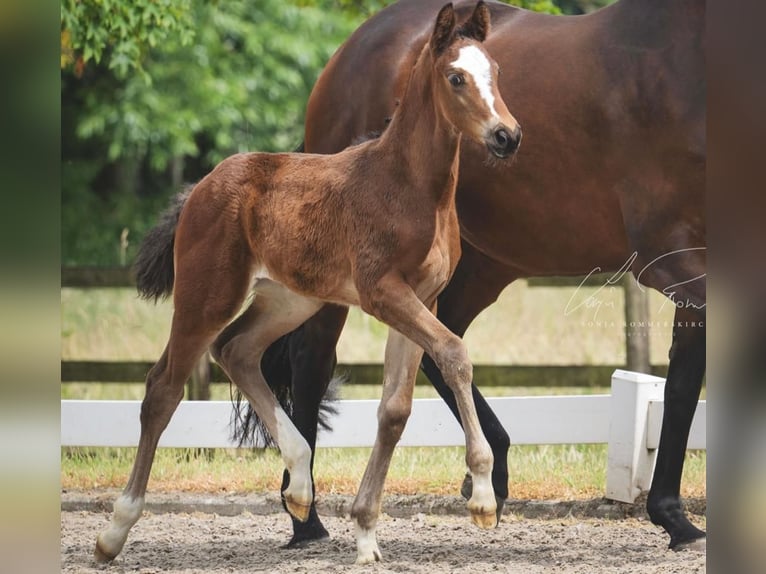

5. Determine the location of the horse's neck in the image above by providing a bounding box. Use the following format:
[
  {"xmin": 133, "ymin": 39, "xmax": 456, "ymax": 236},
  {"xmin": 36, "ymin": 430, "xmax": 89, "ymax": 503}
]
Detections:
[{"xmin": 375, "ymin": 53, "xmax": 461, "ymax": 206}]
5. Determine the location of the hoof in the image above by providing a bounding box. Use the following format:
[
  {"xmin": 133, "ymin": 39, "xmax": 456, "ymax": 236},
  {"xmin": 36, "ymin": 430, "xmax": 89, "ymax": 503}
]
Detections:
[
  {"xmin": 470, "ymin": 509, "xmax": 498, "ymax": 530},
  {"xmin": 355, "ymin": 548, "xmax": 382, "ymax": 564},
  {"xmin": 461, "ymin": 473, "xmax": 505, "ymax": 525},
  {"xmin": 285, "ymin": 499, "xmax": 312, "ymax": 523},
  {"xmin": 282, "ymin": 528, "xmax": 330, "ymax": 549},
  {"xmin": 93, "ymin": 540, "xmax": 116, "ymax": 563},
  {"xmin": 673, "ymin": 535, "xmax": 706, "ymax": 553}
]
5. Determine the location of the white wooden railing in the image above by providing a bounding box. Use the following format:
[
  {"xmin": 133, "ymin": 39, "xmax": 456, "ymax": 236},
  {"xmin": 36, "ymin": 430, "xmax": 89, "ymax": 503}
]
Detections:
[{"xmin": 60, "ymin": 370, "xmax": 705, "ymax": 503}]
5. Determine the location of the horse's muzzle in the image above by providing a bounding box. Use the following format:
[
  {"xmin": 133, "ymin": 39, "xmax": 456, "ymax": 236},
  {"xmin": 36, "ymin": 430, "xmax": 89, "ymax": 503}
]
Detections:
[{"xmin": 487, "ymin": 125, "xmax": 522, "ymax": 158}]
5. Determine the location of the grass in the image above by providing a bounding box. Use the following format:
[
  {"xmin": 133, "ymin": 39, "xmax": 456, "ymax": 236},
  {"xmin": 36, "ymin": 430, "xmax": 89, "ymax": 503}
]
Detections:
[
  {"xmin": 61, "ymin": 281, "xmax": 706, "ymax": 500},
  {"xmin": 61, "ymin": 280, "xmax": 678, "ymax": 365},
  {"xmin": 60, "ymin": 445, "xmax": 706, "ymax": 500}
]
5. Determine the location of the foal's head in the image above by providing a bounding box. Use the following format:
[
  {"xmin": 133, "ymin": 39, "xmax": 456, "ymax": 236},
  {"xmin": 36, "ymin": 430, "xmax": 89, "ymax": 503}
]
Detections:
[{"xmin": 429, "ymin": 2, "xmax": 521, "ymax": 158}]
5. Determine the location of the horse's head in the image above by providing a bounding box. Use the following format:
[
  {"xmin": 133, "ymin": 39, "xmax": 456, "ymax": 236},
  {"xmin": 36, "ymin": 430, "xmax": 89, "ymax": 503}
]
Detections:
[{"xmin": 429, "ymin": 1, "xmax": 521, "ymax": 158}]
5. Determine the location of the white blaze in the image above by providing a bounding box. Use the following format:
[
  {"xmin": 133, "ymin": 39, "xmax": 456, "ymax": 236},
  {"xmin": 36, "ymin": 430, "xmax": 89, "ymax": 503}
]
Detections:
[{"xmin": 451, "ymin": 45, "xmax": 498, "ymax": 119}]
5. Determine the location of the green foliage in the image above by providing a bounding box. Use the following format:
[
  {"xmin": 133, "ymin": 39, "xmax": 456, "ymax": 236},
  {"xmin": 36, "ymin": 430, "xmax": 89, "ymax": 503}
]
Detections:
[
  {"xmin": 505, "ymin": 0, "xmax": 562, "ymax": 14},
  {"xmin": 62, "ymin": 1, "xmax": 359, "ymax": 264},
  {"xmin": 555, "ymin": 0, "xmax": 614, "ymax": 14},
  {"xmin": 61, "ymin": 0, "xmax": 195, "ymax": 78},
  {"xmin": 67, "ymin": 0, "xmax": 358, "ymax": 168}
]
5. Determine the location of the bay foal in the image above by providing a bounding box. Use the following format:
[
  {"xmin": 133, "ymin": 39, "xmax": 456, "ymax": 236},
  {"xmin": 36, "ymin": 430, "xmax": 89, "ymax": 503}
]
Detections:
[{"xmin": 95, "ymin": 2, "xmax": 521, "ymax": 565}]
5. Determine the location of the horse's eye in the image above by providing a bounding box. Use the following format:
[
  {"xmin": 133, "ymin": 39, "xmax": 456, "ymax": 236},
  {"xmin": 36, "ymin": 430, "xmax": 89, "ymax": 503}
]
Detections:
[{"xmin": 448, "ymin": 73, "xmax": 465, "ymax": 87}]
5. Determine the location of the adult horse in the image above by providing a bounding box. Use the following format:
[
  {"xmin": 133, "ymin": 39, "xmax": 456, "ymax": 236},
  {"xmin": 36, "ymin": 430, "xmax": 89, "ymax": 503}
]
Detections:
[
  {"xmin": 97, "ymin": 2, "xmax": 521, "ymax": 564},
  {"xmin": 255, "ymin": 0, "xmax": 706, "ymax": 552}
]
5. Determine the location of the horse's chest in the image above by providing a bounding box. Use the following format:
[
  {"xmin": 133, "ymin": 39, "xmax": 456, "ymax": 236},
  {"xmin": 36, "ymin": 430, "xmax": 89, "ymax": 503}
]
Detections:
[{"xmin": 409, "ymin": 230, "xmax": 456, "ymax": 302}]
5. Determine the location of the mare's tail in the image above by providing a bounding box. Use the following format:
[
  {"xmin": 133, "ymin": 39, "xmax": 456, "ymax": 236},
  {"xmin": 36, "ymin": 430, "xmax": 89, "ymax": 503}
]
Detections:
[
  {"xmin": 134, "ymin": 189, "xmax": 192, "ymax": 301},
  {"xmin": 230, "ymin": 140, "xmax": 341, "ymax": 447}
]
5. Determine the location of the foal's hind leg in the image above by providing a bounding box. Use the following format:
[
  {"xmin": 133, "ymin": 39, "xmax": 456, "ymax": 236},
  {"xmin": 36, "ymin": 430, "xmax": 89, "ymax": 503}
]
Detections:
[
  {"xmin": 276, "ymin": 304, "xmax": 349, "ymax": 547},
  {"xmin": 351, "ymin": 329, "xmax": 423, "ymax": 564},
  {"xmin": 211, "ymin": 281, "xmax": 322, "ymax": 522},
  {"xmin": 95, "ymin": 269, "xmax": 250, "ymax": 562}
]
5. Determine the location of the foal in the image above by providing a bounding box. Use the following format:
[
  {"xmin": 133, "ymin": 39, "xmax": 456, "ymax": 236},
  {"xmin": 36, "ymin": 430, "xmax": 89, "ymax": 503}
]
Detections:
[{"xmin": 95, "ymin": 1, "xmax": 520, "ymax": 564}]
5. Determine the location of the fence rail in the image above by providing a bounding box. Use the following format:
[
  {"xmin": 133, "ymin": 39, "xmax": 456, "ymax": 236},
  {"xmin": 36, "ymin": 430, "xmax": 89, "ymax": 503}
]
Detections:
[{"xmin": 61, "ymin": 370, "xmax": 706, "ymax": 504}]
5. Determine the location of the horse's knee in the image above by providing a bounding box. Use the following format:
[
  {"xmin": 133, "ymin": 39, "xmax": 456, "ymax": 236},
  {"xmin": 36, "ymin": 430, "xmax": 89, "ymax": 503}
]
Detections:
[
  {"xmin": 378, "ymin": 396, "xmax": 412, "ymax": 442},
  {"xmin": 433, "ymin": 338, "xmax": 472, "ymax": 390}
]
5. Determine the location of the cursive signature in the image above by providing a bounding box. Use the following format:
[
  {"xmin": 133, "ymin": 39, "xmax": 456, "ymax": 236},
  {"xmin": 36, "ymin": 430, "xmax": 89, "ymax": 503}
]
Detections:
[{"xmin": 564, "ymin": 248, "xmax": 706, "ymax": 321}]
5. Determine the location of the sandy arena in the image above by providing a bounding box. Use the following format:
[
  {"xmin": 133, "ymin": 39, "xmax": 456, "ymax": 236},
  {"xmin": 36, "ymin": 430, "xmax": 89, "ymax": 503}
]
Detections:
[{"xmin": 61, "ymin": 492, "xmax": 706, "ymax": 573}]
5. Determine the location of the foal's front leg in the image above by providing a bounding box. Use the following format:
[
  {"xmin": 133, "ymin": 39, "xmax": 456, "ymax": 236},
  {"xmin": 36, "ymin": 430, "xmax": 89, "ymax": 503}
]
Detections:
[
  {"xmin": 361, "ymin": 280, "xmax": 497, "ymax": 531},
  {"xmin": 351, "ymin": 329, "xmax": 423, "ymax": 564}
]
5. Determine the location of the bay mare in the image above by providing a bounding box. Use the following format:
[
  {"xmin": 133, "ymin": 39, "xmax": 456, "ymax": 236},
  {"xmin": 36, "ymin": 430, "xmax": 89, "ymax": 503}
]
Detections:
[
  {"xmin": 96, "ymin": 2, "xmax": 521, "ymax": 565},
  {"xmin": 255, "ymin": 0, "xmax": 706, "ymax": 552}
]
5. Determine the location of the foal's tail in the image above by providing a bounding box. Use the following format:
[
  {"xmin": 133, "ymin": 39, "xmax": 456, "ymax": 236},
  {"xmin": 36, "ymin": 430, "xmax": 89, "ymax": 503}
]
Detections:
[{"xmin": 134, "ymin": 188, "xmax": 192, "ymax": 301}]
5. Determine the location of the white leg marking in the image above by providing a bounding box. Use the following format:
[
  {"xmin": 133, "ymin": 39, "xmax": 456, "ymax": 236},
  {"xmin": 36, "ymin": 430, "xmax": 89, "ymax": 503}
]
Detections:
[
  {"xmin": 96, "ymin": 495, "xmax": 144, "ymax": 559},
  {"xmin": 274, "ymin": 407, "xmax": 313, "ymax": 515},
  {"xmin": 354, "ymin": 520, "xmax": 382, "ymax": 564},
  {"xmin": 451, "ymin": 45, "xmax": 499, "ymax": 119},
  {"xmin": 467, "ymin": 469, "xmax": 496, "ymax": 518}
]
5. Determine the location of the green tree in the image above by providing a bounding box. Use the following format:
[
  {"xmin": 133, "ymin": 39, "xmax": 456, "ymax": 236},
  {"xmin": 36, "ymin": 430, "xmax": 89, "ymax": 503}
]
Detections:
[
  {"xmin": 62, "ymin": 1, "xmax": 359, "ymax": 264},
  {"xmin": 61, "ymin": 0, "xmax": 195, "ymax": 79}
]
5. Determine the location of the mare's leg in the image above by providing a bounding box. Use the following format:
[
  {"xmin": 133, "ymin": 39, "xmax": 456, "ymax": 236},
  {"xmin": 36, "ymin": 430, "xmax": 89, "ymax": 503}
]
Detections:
[
  {"xmin": 351, "ymin": 329, "xmax": 423, "ymax": 564},
  {"xmin": 95, "ymin": 262, "xmax": 251, "ymax": 562},
  {"xmin": 362, "ymin": 279, "xmax": 497, "ymax": 530},
  {"xmin": 646, "ymin": 306, "xmax": 706, "ymax": 549},
  {"xmin": 278, "ymin": 304, "xmax": 349, "ymax": 547},
  {"xmin": 421, "ymin": 242, "xmax": 516, "ymax": 520},
  {"xmin": 623, "ymin": 208, "xmax": 706, "ymax": 548},
  {"xmin": 211, "ymin": 281, "xmax": 323, "ymax": 522}
]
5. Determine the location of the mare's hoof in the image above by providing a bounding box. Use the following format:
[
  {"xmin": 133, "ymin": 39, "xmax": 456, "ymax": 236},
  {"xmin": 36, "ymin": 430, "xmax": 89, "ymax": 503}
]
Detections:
[
  {"xmin": 460, "ymin": 472, "xmax": 473, "ymax": 500},
  {"xmin": 282, "ymin": 527, "xmax": 330, "ymax": 549},
  {"xmin": 93, "ymin": 540, "xmax": 116, "ymax": 563},
  {"xmin": 673, "ymin": 535, "xmax": 706, "ymax": 553}
]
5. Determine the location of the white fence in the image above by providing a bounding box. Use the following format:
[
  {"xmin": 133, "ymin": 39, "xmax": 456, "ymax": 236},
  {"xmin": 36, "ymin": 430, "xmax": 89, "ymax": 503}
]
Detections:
[{"xmin": 61, "ymin": 369, "xmax": 705, "ymax": 503}]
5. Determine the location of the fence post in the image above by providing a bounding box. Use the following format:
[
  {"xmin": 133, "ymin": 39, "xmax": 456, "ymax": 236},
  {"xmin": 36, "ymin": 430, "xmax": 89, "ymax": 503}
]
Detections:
[
  {"xmin": 623, "ymin": 273, "xmax": 650, "ymax": 373},
  {"xmin": 187, "ymin": 351, "xmax": 211, "ymax": 401},
  {"xmin": 606, "ymin": 369, "xmax": 665, "ymax": 503}
]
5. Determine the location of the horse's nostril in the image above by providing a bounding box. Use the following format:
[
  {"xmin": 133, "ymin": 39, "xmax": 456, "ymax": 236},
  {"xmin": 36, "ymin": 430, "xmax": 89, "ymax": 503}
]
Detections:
[
  {"xmin": 494, "ymin": 128, "xmax": 510, "ymax": 148},
  {"xmin": 488, "ymin": 126, "xmax": 521, "ymax": 157}
]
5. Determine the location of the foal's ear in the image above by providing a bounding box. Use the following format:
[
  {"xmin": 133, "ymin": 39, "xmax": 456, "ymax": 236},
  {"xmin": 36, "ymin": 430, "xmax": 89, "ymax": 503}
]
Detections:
[
  {"xmin": 459, "ymin": 1, "xmax": 491, "ymax": 42},
  {"xmin": 430, "ymin": 3, "xmax": 457, "ymax": 56}
]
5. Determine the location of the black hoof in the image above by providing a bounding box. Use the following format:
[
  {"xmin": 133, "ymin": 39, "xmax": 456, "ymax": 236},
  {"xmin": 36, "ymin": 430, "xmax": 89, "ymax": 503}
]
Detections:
[
  {"xmin": 281, "ymin": 505, "xmax": 330, "ymax": 549},
  {"xmin": 671, "ymin": 534, "xmax": 706, "ymax": 553},
  {"xmin": 282, "ymin": 527, "xmax": 330, "ymax": 549},
  {"xmin": 460, "ymin": 473, "xmax": 505, "ymax": 525},
  {"xmin": 669, "ymin": 527, "xmax": 706, "ymax": 551},
  {"xmin": 648, "ymin": 495, "xmax": 705, "ymax": 550}
]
